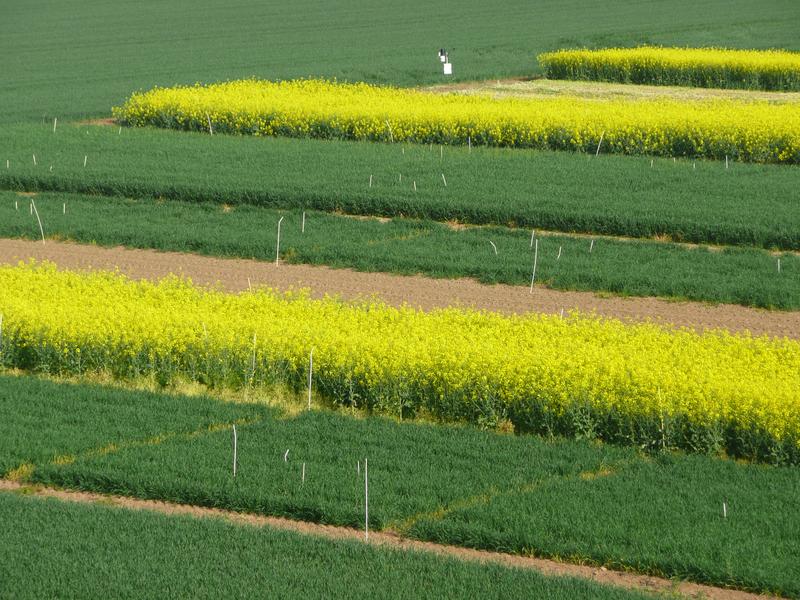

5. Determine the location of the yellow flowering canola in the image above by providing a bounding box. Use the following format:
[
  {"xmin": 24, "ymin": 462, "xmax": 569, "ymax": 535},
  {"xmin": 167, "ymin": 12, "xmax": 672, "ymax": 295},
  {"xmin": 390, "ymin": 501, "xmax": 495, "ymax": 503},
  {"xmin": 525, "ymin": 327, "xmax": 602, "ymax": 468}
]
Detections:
[
  {"xmin": 113, "ymin": 79, "xmax": 800, "ymax": 163},
  {"xmin": 1, "ymin": 264, "xmax": 798, "ymax": 460},
  {"xmin": 539, "ymin": 46, "xmax": 800, "ymax": 92}
]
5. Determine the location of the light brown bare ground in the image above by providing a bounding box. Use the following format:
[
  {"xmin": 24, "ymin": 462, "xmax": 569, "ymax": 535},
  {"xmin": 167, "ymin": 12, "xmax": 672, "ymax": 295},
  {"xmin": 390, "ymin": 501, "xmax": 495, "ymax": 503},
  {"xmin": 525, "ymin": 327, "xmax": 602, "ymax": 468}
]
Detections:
[
  {"xmin": 424, "ymin": 77, "xmax": 800, "ymax": 104},
  {"xmin": 1, "ymin": 238, "xmax": 797, "ymax": 339},
  {"xmin": 0, "ymin": 480, "xmax": 774, "ymax": 600}
]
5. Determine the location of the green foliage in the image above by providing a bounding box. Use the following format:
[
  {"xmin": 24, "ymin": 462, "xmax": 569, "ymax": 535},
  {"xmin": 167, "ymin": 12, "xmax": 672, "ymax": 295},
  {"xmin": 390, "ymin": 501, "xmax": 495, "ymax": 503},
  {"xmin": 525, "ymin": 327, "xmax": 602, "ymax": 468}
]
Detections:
[
  {"xmin": 1, "ymin": 191, "xmax": 797, "ymax": 309},
  {"xmin": 2, "ymin": 374, "xmax": 799, "ymax": 595},
  {"xmin": 0, "ymin": 494, "xmax": 648, "ymax": 600},
  {"xmin": 2, "ymin": 124, "xmax": 799, "ymax": 249},
  {"xmin": 2, "ymin": 0, "xmax": 799, "ymax": 125}
]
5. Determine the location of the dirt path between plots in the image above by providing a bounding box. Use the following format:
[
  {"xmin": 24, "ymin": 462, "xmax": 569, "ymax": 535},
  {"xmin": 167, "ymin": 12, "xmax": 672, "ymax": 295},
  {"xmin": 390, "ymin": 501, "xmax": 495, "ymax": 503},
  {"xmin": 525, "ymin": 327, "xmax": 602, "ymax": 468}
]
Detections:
[
  {"xmin": 1, "ymin": 238, "xmax": 797, "ymax": 339},
  {"xmin": 0, "ymin": 480, "xmax": 773, "ymax": 600}
]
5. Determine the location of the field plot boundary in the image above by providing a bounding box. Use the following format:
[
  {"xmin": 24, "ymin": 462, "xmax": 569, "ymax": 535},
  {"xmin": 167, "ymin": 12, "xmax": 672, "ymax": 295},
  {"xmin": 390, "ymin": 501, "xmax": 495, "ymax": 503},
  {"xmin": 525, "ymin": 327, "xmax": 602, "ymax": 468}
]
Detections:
[
  {"xmin": 1, "ymin": 238, "xmax": 797, "ymax": 340},
  {"xmin": 0, "ymin": 479, "xmax": 773, "ymax": 600}
]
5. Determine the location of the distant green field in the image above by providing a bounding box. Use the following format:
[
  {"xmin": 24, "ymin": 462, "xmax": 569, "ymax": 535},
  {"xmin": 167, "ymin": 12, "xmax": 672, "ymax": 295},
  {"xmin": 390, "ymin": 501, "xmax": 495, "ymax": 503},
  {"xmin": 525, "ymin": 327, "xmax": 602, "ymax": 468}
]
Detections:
[
  {"xmin": 3, "ymin": 191, "xmax": 797, "ymax": 309},
  {"xmin": 2, "ymin": 0, "xmax": 799, "ymax": 125},
  {"xmin": 3, "ymin": 374, "xmax": 798, "ymax": 595}
]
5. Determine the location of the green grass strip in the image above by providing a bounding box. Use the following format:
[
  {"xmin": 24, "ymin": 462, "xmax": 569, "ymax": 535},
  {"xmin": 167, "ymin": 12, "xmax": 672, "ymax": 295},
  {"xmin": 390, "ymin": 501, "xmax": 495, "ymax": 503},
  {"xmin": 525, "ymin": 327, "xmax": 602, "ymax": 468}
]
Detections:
[
  {"xmin": 1, "ymin": 124, "xmax": 799, "ymax": 249},
  {"xmin": 3, "ymin": 374, "xmax": 798, "ymax": 596},
  {"xmin": 0, "ymin": 493, "xmax": 649, "ymax": 600},
  {"xmin": 2, "ymin": 191, "xmax": 797, "ymax": 310}
]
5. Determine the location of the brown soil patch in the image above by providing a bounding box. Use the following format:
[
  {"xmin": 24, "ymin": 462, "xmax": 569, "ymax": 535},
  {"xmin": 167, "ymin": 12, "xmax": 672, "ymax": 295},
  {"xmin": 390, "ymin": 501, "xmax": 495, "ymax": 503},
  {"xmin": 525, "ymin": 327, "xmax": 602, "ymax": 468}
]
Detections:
[
  {"xmin": 424, "ymin": 78, "xmax": 800, "ymax": 104},
  {"xmin": 76, "ymin": 117, "xmax": 116, "ymax": 127},
  {"xmin": 15, "ymin": 192, "xmax": 37, "ymax": 197},
  {"xmin": 0, "ymin": 238, "xmax": 797, "ymax": 339},
  {"xmin": 0, "ymin": 480, "xmax": 772, "ymax": 600}
]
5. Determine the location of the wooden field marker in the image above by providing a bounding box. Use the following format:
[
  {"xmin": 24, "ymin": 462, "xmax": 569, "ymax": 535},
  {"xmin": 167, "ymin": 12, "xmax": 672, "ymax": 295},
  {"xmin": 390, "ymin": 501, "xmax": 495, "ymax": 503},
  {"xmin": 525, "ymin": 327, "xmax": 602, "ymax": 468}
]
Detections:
[
  {"xmin": 529, "ymin": 238, "xmax": 539, "ymax": 294},
  {"xmin": 30, "ymin": 199, "xmax": 45, "ymax": 245},
  {"xmin": 725, "ymin": 155, "xmax": 729, "ymax": 169},
  {"xmin": 206, "ymin": 113, "xmax": 214, "ymax": 135},
  {"xmin": 413, "ymin": 181, "xmax": 417, "ymax": 192},
  {"xmin": 364, "ymin": 457, "xmax": 369, "ymax": 541},
  {"xmin": 589, "ymin": 239, "xmax": 595, "ymax": 253},
  {"xmin": 777, "ymin": 258, "xmax": 781, "ymax": 273},
  {"xmin": 557, "ymin": 245, "xmax": 562, "ymax": 260},
  {"xmin": 441, "ymin": 173, "xmax": 447, "ymax": 187},
  {"xmin": 232, "ymin": 424, "xmax": 238, "ymax": 477},
  {"xmin": 468, "ymin": 136, "xmax": 471, "ymax": 152},
  {"xmin": 595, "ymin": 131, "xmax": 605, "ymax": 157},
  {"xmin": 302, "ymin": 462, "xmax": 306, "ymax": 484},
  {"xmin": 83, "ymin": 155, "xmax": 87, "ymax": 168},
  {"xmin": 530, "ymin": 229, "xmax": 535, "ymax": 249},
  {"xmin": 489, "ymin": 241, "xmax": 498, "ymax": 255},
  {"xmin": 63, "ymin": 203, "xmax": 66, "ymax": 215},
  {"xmin": 369, "ymin": 174, "xmax": 373, "ymax": 188},
  {"xmin": 275, "ymin": 216, "xmax": 284, "ymax": 266},
  {"xmin": 307, "ymin": 348, "xmax": 314, "ymax": 410},
  {"xmin": 284, "ymin": 449, "xmax": 290, "ymax": 462},
  {"xmin": 723, "ymin": 501, "xmax": 727, "ymax": 519},
  {"xmin": 5, "ymin": 159, "xmax": 8, "ymax": 169},
  {"xmin": 32, "ymin": 154, "xmax": 37, "ymax": 166},
  {"xmin": 301, "ymin": 211, "xmax": 306, "ymax": 233},
  {"xmin": 53, "ymin": 117, "xmax": 57, "ymax": 133}
]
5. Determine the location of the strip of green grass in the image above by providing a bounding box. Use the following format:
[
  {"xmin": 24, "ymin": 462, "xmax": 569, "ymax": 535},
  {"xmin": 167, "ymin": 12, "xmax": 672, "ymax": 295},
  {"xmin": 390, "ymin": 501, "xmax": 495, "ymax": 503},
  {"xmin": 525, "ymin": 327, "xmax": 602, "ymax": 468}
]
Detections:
[
  {"xmin": 3, "ymin": 0, "xmax": 798, "ymax": 125},
  {"xmin": 0, "ymin": 493, "xmax": 647, "ymax": 600},
  {"xmin": 3, "ymin": 374, "xmax": 798, "ymax": 596},
  {"xmin": 1, "ymin": 124, "xmax": 798, "ymax": 249},
  {"xmin": 3, "ymin": 191, "xmax": 797, "ymax": 309}
]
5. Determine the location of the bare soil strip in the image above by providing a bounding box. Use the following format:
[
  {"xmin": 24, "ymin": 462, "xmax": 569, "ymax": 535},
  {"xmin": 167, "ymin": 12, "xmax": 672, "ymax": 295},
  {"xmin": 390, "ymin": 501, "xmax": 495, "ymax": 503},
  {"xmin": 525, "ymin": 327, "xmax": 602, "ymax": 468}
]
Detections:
[
  {"xmin": 424, "ymin": 77, "xmax": 800, "ymax": 104},
  {"xmin": 1, "ymin": 238, "xmax": 797, "ymax": 339},
  {"xmin": 0, "ymin": 480, "xmax": 772, "ymax": 600}
]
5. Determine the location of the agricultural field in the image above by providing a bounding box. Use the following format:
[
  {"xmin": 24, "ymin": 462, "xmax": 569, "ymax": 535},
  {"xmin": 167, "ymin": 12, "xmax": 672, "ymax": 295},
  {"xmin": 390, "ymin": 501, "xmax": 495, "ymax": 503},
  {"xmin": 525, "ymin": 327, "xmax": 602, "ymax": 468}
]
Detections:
[{"xmin": 2, "ymin": 0, "xmax": 799, "ymax": 598}]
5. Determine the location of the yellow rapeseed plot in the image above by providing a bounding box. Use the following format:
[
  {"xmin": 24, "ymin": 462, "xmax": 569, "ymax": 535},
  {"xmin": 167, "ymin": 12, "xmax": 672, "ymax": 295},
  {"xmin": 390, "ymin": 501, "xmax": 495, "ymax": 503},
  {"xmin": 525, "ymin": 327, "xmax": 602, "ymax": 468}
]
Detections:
[
  {"xmin": 1, "ymin": 263, "xmax": 798, "ymax": 460},
  {"xmin": 539, "ymin": 46, "xmax": 800, "ymax": 91},
  {"xmin": 113, "ymin": 79, "xmax": 800, "ymax": 163}
]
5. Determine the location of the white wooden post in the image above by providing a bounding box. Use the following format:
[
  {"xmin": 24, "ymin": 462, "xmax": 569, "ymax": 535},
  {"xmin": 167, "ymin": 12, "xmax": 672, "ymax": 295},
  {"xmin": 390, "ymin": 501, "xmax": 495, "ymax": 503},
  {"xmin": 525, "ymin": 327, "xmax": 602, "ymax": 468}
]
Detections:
[{"xmin": 275, "ymin": 216, "xmax": 284, "ymax": 266}]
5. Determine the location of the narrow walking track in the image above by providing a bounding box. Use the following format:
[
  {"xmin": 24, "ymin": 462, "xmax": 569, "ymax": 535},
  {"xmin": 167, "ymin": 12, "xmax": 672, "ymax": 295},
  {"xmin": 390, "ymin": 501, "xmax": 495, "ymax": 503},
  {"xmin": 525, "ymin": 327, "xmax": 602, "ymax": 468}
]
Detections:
[
  {"xmin": 0, "ymin": 480, "xmax": 774, "ymax": 600},
  {"xmin": 1, "ymin": 238, "xmax": 797, "ymax": 339}
]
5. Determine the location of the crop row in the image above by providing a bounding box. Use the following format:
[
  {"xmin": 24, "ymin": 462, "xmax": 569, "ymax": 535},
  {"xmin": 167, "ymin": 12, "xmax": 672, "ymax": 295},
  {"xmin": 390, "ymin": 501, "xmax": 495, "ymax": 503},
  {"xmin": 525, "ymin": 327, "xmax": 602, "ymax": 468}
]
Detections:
[
  {"xmin": 1, "ymin": 264, "xmax": 798, "ymax": 462},
  {"xmin": 4, "ymin": 124, "xmax": 799, "ymax": 249},
  {"xmin": 538, "ymin": 46, "xmax": 800, "ymax": 91},
  {"xmin": 114, "ymin": 79, "xmax": 800, "ymax": 163},
  {"xmin": 3, "ymin": 375, "xmax": 798, "ymax": 596},
  {"xmin": 3, "ymin": 191, "xmax": 798, "ymax": 310}
]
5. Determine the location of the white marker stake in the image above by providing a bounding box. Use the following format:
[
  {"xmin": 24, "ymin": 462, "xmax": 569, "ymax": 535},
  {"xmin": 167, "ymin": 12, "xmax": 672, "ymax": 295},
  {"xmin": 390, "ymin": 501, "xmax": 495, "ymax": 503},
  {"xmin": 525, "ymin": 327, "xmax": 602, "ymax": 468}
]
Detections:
[
  {"xmin": 206, "ymin": 113, "xmax": 214, "ymax": 135},
  {"xmin": 232, "ymin": 424, "xmax": 238, "ymax": 477},
  {"xmin": 369, "ymin": 174, "xmax": 373, "ymax": 188},
  {"xmin": 529, "ymin": 238, "xmax": 539, "ymax": 294},
  {"xmin": 557, "ymin": 245, "xmax": 562, "ymax": 260},
  {"xmin": 595, "ymin": 131, "xmax": 605, "ymax": 157},
  {"xmin": 275, "ymin": 216, "xmax": 284, "ymax": 266},
  {"xmin": 468, "ymin": 136, "xmax": 471, "ymax": 152},
  {"xmin": 725, "ymin": 155, "xmax": 729, "ymax": 169},
  {"xmin": 15, "ymin": 201, "xmax": 18, "ymax": 211},
  {"xmin": 301, "ymin": 211, "xmax": 306, "ymax": 233},
  {"xmin": 118, "ymin": 126, "xmax": 122, "ymax": 135},
  {"xmin": 385, "ymin": 120, "xmax": 394, "ymax": 143},
  {"xmin": 32, "ymin": 154, "xmax": 37, "ymax": 166},
  {"xmin": 250, "ymin": 332, "xmax": 257, "ymax": 382},
  {"xmin": 302, "ymin": 462, "xmax": 306, "ymax": 484},
  {"xmin": 247, "ymin": 277, "xmax": 252, "ymax": 291},
  {"xmin": 5, "ymin": 159, "xmax": 8, "ymax": 169},
  {"xmin": 723, "ymin": 501, "xmax": 727, "ymax": 519},
  {"xmin": 30, "ymin": 199, "xmax": 45, "ymax": 245},
  {"xmin": 441, "ymin": 173, "xmax": 447, "ymax": 187},
  {"xmin": 560, "ymin": 308, "xmax": 564, "ymax": 319},
  {"xmin": 402, "ymin": 147, "xmax": 405, "ymax": 155},
  {"xmin": 589, "ymin": 239, "xmax": 595, "ymax": 253},
  {"xmin": 650, "ymin": 159, "xmax": 653, "ymax": 168},
  {"xmin": 284, "ymin": 449, "xmax": 290, "ymax": 462},
  {"xmin": 530, "ymin": 229, "xmax": 535, "ymax": 249},
  {"xmin": 364, "ymin": 457, "xmax": 369, "ymax": 541},
  {"xmin": 440, "ymin": 145, "xmax": 443, "ymax": 160},
  {"xmin": 53, "ymin": 118, "xmax": 57, "ymax": 133},
  {"xmin": 399, "ymin": 173, "xmax": 402, "ymax": 183},
  {"xmin": 777, "ymin": 258, "xmax": 781, "ymax": 273},
  {"xmin": 83, "ymin": 155, "xmax": 87, "ymax": 168},
  {"xmin": 307, "ymin": 348, "xmax": 314, "ymax": 410},
  {"xmin": 63, "ymin": 203, "xmax": 66, "ymax": 215},
  {"xmin": 693, "ymin": 161, "xmax": 696, "ymax": 170},
  {"xmin": 489, "ymin": 241, "xmax": 498, "ymax": 255}
]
